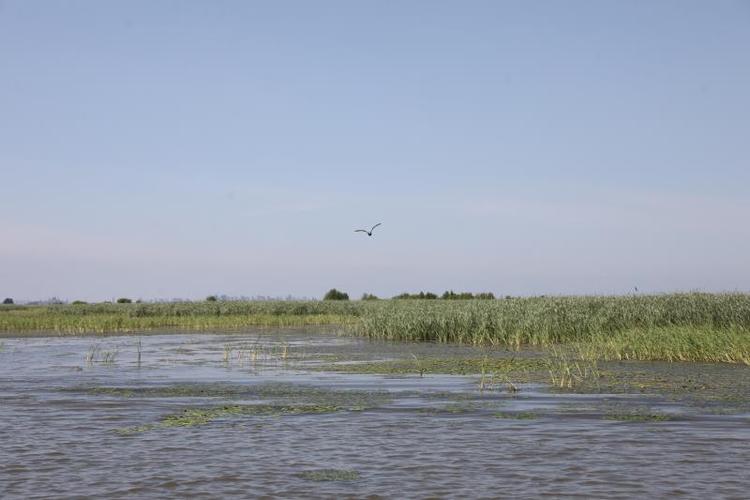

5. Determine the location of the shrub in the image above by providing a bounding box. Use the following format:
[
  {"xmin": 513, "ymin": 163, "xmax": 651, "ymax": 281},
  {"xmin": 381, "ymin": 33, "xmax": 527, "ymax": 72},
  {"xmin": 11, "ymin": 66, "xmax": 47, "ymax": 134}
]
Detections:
[
  {"xmin": 323, "ymin": 289, "xmax": 349, "ymax": 301},
  {"xmin": 2, "ymin": 298, "xmax": 13, "ymax": 305},
  {"xmin": 71, "ymin": 300, "xmax": 88, "ymax": 305},
  {"xmin": 206, "ymin": 295, "xmax": 218, "ymax": 302},
  {"xmin": 392, "ymin": 292, "xmax": 438, "ymax": 300},
  {"xmin": 116, "ymin": 298, "xmax": 133, "ymax": 304},
  {"xmin": 475, "ymin": 292, "xmax": 496, "ymax": 300},
  {"xmin": 361, "ymin": 293, "xmax": 379, "ymax": 301}
]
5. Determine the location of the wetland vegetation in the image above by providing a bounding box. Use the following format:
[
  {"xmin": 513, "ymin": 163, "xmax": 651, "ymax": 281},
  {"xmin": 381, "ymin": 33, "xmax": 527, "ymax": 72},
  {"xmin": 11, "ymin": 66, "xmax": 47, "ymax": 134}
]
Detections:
[{"xmin": 2, "ymin": 292, "xmax": 748, "ymax": 366}]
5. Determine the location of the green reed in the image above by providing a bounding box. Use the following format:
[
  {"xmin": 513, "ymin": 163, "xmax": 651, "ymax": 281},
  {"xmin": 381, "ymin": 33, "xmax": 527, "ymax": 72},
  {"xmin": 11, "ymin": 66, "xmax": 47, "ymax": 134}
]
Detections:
[
  {"xmin": 0, "ymin": 300, "xmax": 363, "ymax": 333},
  {"xmin": 2, "ymin": 293, "xmax": 749, "ymax": 364},
  {"xmin": 355, "ymin": 293, "xmax": 750, "ymax": 347}
]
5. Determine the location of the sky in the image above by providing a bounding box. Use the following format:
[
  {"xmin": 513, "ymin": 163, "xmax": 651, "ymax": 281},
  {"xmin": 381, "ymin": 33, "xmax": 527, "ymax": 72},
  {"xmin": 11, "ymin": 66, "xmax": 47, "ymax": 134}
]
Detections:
[{"xmin": 1, "ymin": 0, "xmax": 749, "ymax": 302}]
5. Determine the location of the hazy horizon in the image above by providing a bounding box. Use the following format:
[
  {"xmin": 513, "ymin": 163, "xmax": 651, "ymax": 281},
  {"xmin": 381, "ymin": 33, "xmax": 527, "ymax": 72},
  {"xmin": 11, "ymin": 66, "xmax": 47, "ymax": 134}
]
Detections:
[{"xmin": 2, "ymin": 1, "xmax": 749, "ymax": 302}]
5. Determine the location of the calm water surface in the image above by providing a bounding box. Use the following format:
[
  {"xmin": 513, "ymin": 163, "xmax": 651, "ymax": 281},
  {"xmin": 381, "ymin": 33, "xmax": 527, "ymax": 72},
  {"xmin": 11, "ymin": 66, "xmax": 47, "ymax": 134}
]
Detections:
[{"xmin": 1, "ymin": 329, "xmax": 748, "ymax": 499}]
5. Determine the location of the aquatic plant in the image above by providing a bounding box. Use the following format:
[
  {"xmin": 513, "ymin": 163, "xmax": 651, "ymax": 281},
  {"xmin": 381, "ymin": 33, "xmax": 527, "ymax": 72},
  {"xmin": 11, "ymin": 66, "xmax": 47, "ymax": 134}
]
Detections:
[
  {"xmin": 84, "ymin": 343, "xmax": 117, "ymax": 366},
  {"xmin": 85, "ymin": 344, "xmax": 100, "ymax": 365},
  {"xmin": 580, "ymin": 326, "xmax": 750, "ymax": 365},
  {"xmin": 603, "ymin": 410, "xmax": 673, "ymax": 422},
  {"xmin": 100, "ymin": 349, "xmax": 118, "ymax": 365},
  {"xmin": 296, "ymin": 469, "xmax": 360, "ymax": 481},
  {"xmin": 494, "ymin": 412, "xmax": 537, "ymax": 420},
  {"xmin": 545, "ymin": 347, "xmax": 600, "ymax": 389},
  {"xmin": 3, "ymin": 293, "xmax": 750, "ymax": 365}
]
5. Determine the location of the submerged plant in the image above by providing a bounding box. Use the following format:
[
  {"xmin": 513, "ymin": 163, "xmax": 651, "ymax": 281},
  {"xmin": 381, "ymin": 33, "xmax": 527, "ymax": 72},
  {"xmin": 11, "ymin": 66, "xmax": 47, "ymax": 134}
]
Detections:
[
  {"xmin": 296, "ymin": 469, "xmax": 360, "ymax": 482},
  {"xmin": 494, "ymin": 412, "xmax": 537, "ymax": 420},
  {"xmin": 603, "ymin": 411, "xmax": 673, "ymax": 422}
]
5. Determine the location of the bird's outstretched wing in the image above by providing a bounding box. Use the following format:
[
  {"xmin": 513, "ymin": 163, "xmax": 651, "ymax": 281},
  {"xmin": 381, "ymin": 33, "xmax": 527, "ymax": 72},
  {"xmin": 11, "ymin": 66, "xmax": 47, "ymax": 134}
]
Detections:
[
  {"xmin": 354, "ymin": 229, "xmax": 368, "ymax": 233},
  {"xmin": 370, "ymin": 223, "xmax": 382, "ymax": 232}
]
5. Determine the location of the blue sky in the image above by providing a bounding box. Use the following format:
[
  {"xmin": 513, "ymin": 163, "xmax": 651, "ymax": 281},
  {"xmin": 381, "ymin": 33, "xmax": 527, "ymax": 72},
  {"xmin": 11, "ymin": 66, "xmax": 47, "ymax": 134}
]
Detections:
[{"xmin": 1, "ymin": 1, "xmax": 749, "ymax": 301}]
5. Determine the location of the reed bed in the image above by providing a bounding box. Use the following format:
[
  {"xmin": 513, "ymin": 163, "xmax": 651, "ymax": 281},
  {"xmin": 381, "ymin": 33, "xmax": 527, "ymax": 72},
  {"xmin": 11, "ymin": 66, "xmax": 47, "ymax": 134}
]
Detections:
[
  {"xmin": 0, "ymin": 301, "xmax": 362, "ymax": 334},
  {"xmin": 2, "ymin": 293, "xmax": 749, "ymax": 364},
  {"xmin": 355, "ymin": 293, "xmax": 750, "ymax": 347},
  {"xmin": 580, "ymin": 326, "xmax": 750, "ymax": 364}
]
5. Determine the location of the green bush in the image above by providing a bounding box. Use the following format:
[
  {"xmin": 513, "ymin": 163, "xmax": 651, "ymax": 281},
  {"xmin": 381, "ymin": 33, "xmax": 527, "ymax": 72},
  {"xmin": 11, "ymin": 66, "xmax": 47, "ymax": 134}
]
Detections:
[
  {"xmin": 116, "ymin": 298, "xmax": 133, "ymax": 304},
  {"xmin": 361, "ymin": 293, "xmax": 379, "ymax": 301},
  {"xmin": 323, "ymin": 289, "xmax": 349, "ymax": 301},
  {"xmin": 206, "ymin": 295, "xmax": 218, "ymax": 302},
  {"xmin": 71, "ymin": 300, "xmax": 88, "ymax": 305},
  {"xmin": 2, "ymin": 298, "xmax": 13, "ymax": 305}
]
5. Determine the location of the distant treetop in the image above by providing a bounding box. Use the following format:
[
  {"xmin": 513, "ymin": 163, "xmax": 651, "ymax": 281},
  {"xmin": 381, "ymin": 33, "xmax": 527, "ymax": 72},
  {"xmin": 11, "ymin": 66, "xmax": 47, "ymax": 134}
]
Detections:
[{"xmin": 323, "ymin": 289, "xmax": 349, "ymax": 301}]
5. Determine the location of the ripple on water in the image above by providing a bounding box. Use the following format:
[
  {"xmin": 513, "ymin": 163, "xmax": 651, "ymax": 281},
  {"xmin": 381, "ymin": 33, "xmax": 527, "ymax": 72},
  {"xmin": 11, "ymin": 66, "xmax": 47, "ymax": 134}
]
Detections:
[{"xmin": 0, "ymin": 330, "xmax": 749, "ymax": 499}]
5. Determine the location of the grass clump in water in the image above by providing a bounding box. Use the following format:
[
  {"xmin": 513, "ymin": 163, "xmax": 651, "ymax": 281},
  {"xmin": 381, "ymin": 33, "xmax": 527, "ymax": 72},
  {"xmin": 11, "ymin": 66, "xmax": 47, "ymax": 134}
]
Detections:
[
  {"xmin": 117, "ymin": 403, "xmax": 342, "ymax": 434},
  {"xmin": 160, "ymin": 404, "xmax": 341, "ymax": 427},
  {"xmin": 317, "ymin": 357, "xmax": 547, "ymax": 378},
  {"xmin": 603, "ymin": 411, "xmax": 673, "ymax": 422},
  {"xmin": 296, "ymin": 469, "xmax": 360, "ymax": 482},
  {"xmin": 494, "ymin": 411, "xmax": 537, "ymax": 420}
]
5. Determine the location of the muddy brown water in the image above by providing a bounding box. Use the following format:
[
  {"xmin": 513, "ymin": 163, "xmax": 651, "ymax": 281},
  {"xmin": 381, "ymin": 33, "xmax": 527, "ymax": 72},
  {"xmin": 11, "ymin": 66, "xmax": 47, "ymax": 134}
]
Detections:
[{"xmin": 1, "ymin": 328, "xmax": 748, "ymax": 499}]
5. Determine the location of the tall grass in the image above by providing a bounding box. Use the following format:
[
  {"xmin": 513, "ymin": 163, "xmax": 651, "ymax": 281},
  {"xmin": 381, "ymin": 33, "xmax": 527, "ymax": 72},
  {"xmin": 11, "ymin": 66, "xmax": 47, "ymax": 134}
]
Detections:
[
  {"xmin": 579, "ymin": 326, "xmax": 750, "ymax": 364},
  {"xmin": 0, "ymin": 300, "xmax": 363, "ymax": 333},
  {"xmin": 356, "ymin": 293, "xmax": 750, "ymax": 347},
  {"xmin": 2, "ymin": 293, "xmax": 749, "ymax": 364}
]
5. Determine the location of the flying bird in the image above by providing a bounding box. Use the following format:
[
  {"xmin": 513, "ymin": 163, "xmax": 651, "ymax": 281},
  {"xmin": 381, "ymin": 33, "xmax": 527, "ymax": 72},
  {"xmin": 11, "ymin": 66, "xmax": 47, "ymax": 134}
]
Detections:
[{"xmin": 355, "ymin": 223, "xmax": 382, "ymax": 237}]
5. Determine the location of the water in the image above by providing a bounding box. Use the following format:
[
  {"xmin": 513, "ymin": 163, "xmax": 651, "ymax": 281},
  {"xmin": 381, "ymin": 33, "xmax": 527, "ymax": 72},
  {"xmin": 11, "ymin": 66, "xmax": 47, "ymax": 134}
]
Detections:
[{"xmin": 1, "ymin": 329, "xmax": 749, "ymax": 499}]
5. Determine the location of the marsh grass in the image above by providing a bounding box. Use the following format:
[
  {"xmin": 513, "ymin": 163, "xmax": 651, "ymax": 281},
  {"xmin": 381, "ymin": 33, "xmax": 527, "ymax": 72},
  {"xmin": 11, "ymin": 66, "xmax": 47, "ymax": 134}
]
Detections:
[
  {"xmin": 296, "ymin": 469, "xmax": 360, "ymax": 482},
  {"xmin": 84, "ymin": 343, "xmax": 117, "ymax": 366},
  {"xmin": 316, "ymin": 357, "xmax": 547, "ymax": 378},
  {"xmin": 602, "ymin": 410, "xmax": 673, "ymax": 422},
  {"xmin": 0, "ymin": 300, "xmax": 361, "ymax": 334},
  {"xmin": 115, "ymin": 403, "xmax": 342, "ymax": 434},
  {"xmin": 545, "ymin": 347, "xmax": 600, "ymax": 389},
  {"xmin": 3, "ymin": 293, "xmax": 750, "ymax": 365},
  {"xmin": 84, "ymin": 344, "xmax": 100, "ymax": 365},
  {"xmin": 494, "ymin": 411, "xmax": 537, "ymax": 420},
  {"xmin": 580, "ymin": 326, "xmax": 750, "ymax": 365},
  {"xmin": 93, "ymin": 383, "xmax": 392, "ymax": 434}
]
